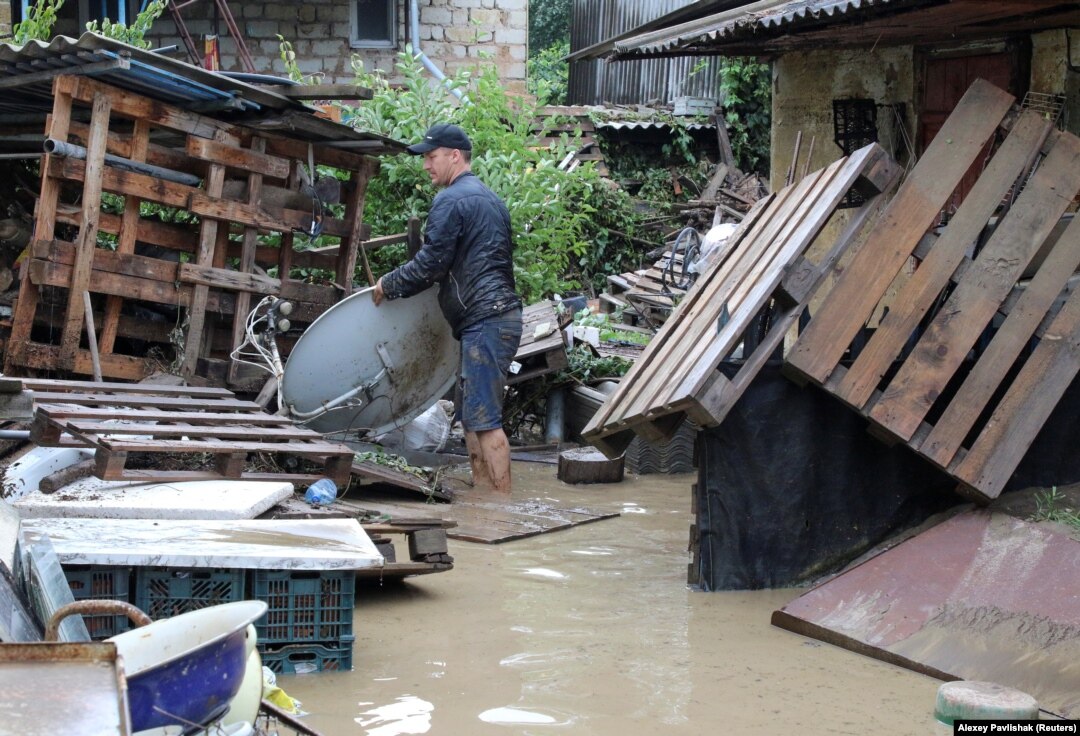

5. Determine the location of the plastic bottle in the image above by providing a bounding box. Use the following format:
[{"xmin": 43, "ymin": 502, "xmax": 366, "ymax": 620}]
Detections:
[{"xmin": 304, "ymin": 477, "xmax": 338, "ymax": 505}]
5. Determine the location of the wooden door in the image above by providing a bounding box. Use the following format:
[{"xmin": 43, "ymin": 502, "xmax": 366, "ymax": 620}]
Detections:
[{"xmin": 920, "ymin": 52, "xmax": 1019, "ymax": 218}]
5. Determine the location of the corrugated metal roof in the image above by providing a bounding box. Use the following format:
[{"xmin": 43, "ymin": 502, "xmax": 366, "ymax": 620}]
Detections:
[
  {"xmin": 613, "ymin": 0, "xmax": 896, "ymax": 57},
  {"xmin": 0, "ymin": 33, "xmax": 404, "ymax": 152},
  {"xmin": 609, "ymin": 0, "xmax": 1080, "ymax": 58},
  {"xmin": 599, "ymin": 120, "xmax": 716, "ymax": 131}
]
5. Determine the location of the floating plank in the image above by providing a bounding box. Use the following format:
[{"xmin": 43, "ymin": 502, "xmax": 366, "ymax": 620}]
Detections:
[{"xmin": 772, "ymin": 510, "xmax": 1080, "ymax": 719}]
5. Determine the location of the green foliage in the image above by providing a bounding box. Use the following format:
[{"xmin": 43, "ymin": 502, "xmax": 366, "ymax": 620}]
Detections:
[
  {"xmin": 13, "ymin": 0, "xmax": 64, "ymax": 44},
  {"xmin": 529, "ymin": 0, "xmax": 571, "ymax": 56},
  {"xmin": 84, "ymin": 0, "xmax": 166, "ymax": 48},
  {"xmin": 527, "ymin": 40, "xmax": 569, "ymax": 106},
  {"xmin": 559, "ymin": 344, "xmax": 631, "ymax": 384},
  {"xmin": 572, "ymin": 307, "xmax": 650, "ymax": 345},
  {"xmin": 278, "ymin": 35, "xmax": 324, "ymax": 84},
  {"xmin": 718, "ymin": 58, "xmax": 772, "ymax": 173},
  {"xmin": 342, "ymin": 49, "xmax": 646, "ymax": 303},
  {"xmin": 1031, "ymin": 487, "xmax": 1080, "ymax": 532}
]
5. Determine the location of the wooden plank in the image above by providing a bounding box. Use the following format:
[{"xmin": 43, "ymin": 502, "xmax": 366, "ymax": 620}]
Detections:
[
  {"xmin": 181, "ymin": 130, "xmax": 232, "ymax": 378},
  {"xmin": 63, "ymin": 74, "xmax": 231, "ymax": 140},
  {"xmin": 868, "ymin": 132, "xmax": 1080, "ymax": 442},
  {"xmin": 582, "ymin": 194, "xmax": 773, "ymax": 441},
  {"xmin": 100, "ymin": 118, "xmax": 152, "ymax": 354},
  {"xmin": 263, "ymin": 137, "xmax": 370, "ymax": 173},
  {"xmin": 37, "ymin": 406, "xmax": 290, "ymax": 424},
  {"xmin": 187, "ymin": 191, "xmax": 294, "ymax": 233},
  {"xmin": 25, "ymin": 378, "xmax": 233, "ymax": 396},
  {"xmin": 786, "ymin": 79, "xmax": 1015, "ymax": 385},
  {"xmin": 33, "ymin": 391, "xmax": 259, "ymax": 410},
  {"xmin": 921, "ymin": 212, "xmax": 1080, "ymax": 468},
  {"xmin": 14, "ymin": 342, "xmax": 151, "ymax": 381},
  {"xmin": 96, "ymin": 437, "xmax": 350, "ymax": 454},
  {"xmin": 339, "ymin": 159, "xmax": 380, "ymax": 291},
  {"xmin": 833, "ymin": 111, "xmax": 1054, "ymax": 410},
  {"xmin": 276, "ymin": 83, "xmax": 373, "ymax": 100},
  {"xmin": 952, "ymin": 286, "xmax": 1080, "ymax": 499},
  {"xmin": 229, "ymin": 136, "xmax": 267, "ymax": 384},
  {"xmin": 186, "ymin": 135, "xmax": 289, "ymax": 178},
  {"xmin": 616, "ymin": 156, "xmax": 850, "ymax": 427},
  {"xmin": 4, "ymin": 82, "xmax": 73, "ymax": 374},
  {"xmin": 179, "ymin": 262, "xmax": 281, "ymax": 295},
  {"xmin": 50, "ymin": 156, "xmax": 196, "ymax": 209},
  {"xmin": 674, "ymin": 146, "xmax": 892, "ymax": 409},
  {"xmin": 59, "ymin": 91, "xmax": 112, "ymax": 370},
  {"xmin": 695, "ymin": 180, "xmax": 898, "ymax": 426}
]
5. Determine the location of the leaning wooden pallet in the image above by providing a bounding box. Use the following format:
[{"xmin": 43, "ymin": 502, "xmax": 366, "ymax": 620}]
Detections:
[
  {"xmin": 581, "ymin": 141, "xmax": 899, "ymax": 458},
  {"xmin": 784, "ymin": 78, "xmax": 1080, "ymax": 502},
  {"xmin": 3, "ymin": 74, "xmax": 384, "ymax": 388}
]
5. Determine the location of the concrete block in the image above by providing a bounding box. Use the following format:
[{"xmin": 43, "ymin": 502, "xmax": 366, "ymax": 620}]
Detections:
[
  {"xmin": 494, "ymin": 28, "xmax": 526, "ymax": 45},
  {"xmin": 408, "ymin": 528, "xmax": 449, "ymax": 559}
]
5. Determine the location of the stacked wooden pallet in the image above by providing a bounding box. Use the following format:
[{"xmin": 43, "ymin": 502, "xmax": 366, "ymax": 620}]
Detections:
[
  {"xmin": 508, "ymin": 299, "xmax": 568, "ymax": 385},
  {"xmin": 582, "ymin": 142, "xmax": 900, "ymax": 458},
  {"xmin": 4, "ymin": 74, "xmax": 387, "ymax": 388},
  {"xmin": 785, "ymin": 79, "xmax": 1080, "ymax": 502},
  {"xmin": 25, "ymin": 378, "xmax": 354, "ymax": 485}
]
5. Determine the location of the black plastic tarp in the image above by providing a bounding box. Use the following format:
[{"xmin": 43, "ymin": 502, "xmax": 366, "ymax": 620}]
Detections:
[{"xmin": 692, "ymin": 361, "xmax": 1080, "ymax": 591}]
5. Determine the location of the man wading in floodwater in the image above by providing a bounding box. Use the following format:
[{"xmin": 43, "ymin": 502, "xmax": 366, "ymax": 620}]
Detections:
[{"xmin": 373, "ymin": 124, "xmax": 523, "ymax": 493}]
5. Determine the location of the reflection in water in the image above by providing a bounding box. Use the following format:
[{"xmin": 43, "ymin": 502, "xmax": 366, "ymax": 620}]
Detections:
[
  {"xmin": 478, "ymin": 706, "xmax": 558, "ymax": 725},
  {"xmin": 569, "ymin": 546, "xmax": 615, "ymax": 556},
  {"xmin": 355, "ymin": 695, "xmax": 434, "ymax": 736},
  {"xmin": 521, "ymin": 567, "xmax": 567, "ymax": 579}
]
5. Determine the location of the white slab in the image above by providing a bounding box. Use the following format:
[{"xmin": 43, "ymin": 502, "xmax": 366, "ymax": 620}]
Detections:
[
  {"xmin": 1, "ymin": 447, "xmax": 94, "ymax": 501},
  {"xmin": 19, "ymin": 518, "xmax": 384, "ymax": 571},
  {"xmin": 13, "ymin": 478, "xmax": 295, "ymax": 521}
]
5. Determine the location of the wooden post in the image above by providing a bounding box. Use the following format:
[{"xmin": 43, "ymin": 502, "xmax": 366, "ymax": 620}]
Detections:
[
  {"xmin": 180, "ymin": 129, "xmax": 233, "ymax": 379},
  {"xmin": 59, "ymin": 91, "xmax": 112, "ymax": 371},
  {"xmin": 5, "ymin": 77, "xmax": 74, "ymax": 374},
  {"xmin": 82, "ymin": 290, "xmax": 103, "ymax": 382},
  {"xmin": 228, "ymin": 136, "xmax": 267, "ymax": 384},
  {"xmin": 338, "ymin": 157, "xmax": 380, "ymax": 293},
  {"xmin": 100, "ymin": 118, "xmax": 151, "ymax": 354}
]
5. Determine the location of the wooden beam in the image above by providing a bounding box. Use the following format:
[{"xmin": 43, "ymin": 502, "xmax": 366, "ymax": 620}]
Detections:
[
  {"xmin": 275, "ymin": 83, "xmax": 374, "ymax": 100},
  {"xmin": 186, "ymin": 135, "xmax": 290, "ymax": 179},
  {"xmin": 59, "ymin": 91, "xmax": 112, "ymax": 370}
]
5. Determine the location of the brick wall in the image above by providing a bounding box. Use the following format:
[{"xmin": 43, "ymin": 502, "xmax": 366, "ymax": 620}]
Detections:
[
  {"xmin": 0, "ymin": 1, "xmax": 11, "ymax": 38},
  {"xmin": 145, "ymin": 0, "xmax": 527, "ymax": 94}
]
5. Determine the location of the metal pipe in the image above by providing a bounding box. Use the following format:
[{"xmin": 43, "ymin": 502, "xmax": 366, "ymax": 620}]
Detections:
[
  {"xmin": 0, "ymin": 430, "xmax": 30, "ymax": 440},
  {"xmin": 43, "ymin": 138, "xmax": 203, "ymax": 187},
  {"xmin": 409, "ymin": 0, "xmax": 467, "ymax": 102}
]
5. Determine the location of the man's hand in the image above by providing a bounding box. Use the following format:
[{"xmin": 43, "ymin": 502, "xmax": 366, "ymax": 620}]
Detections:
[{"xmin": 373, "ymin": 277, "xmax": 385, "ymax": 306}]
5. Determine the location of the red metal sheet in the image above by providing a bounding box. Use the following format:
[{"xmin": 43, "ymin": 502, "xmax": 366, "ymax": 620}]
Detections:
[{"xmin": 773, "ymin": 510, "xmax": 1080, "ymax": 718}]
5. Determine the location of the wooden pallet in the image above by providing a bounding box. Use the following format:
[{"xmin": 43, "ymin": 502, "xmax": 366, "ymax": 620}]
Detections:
[
  {"xmin": 784, "ymin": 79, "xmax": 1080, "ymax": 502},
  {"xmin": 582, "ymin": 142, "xmax": 900, "ymax": 458},
  {"xmin": 25, "ymin": 379, "xmax": 354, "ymax": 485},
  {"xmin": 508, "ymin": 300, "xmax": 568, "ymax": 385}
]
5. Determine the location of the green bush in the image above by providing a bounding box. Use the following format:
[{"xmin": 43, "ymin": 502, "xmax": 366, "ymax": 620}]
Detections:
[{"xmin": 342, "ymin": 50, "xmax": 646, "ymax": 303}]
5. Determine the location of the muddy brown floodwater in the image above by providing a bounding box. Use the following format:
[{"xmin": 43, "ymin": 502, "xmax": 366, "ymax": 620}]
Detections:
[{"xmin": 283, "ymin": 463, "xmax": 942, "ymax": 735}]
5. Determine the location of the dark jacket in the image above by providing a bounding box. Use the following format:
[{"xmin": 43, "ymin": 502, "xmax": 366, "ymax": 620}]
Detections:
[{"xmin": 381, "ymin": 171, "xmax": 520, "ymax": 338}]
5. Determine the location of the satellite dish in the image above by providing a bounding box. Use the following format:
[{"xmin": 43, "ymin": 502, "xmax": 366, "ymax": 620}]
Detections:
[{"xmin": 281, "ymin": 285, "xmax": 457, "ymax": 438}]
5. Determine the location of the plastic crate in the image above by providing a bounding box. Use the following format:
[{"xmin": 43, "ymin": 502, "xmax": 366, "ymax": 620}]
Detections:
[
  {"xmin": 63, "ymin": 564, "xmax": 132, "ymax": 639},
  {"xmin": 252, "ymin": 569, "xmax": 355, "ymax": 645},
  {"xmin": 135, "ymin": 567, "xmax": 246, "ymax": 620},
  {"xmin": 259, "ymin": 636, "xmax": 354, "ymax": 674}
]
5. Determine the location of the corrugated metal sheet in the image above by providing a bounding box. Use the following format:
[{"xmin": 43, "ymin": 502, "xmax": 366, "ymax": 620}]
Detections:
[
  {"xmin": 569, "ymin": 0, "xmax": 725, "ymax": 106},
  {"xmin": 0, "ymin": 33, "xmax": 403, "ymax": 151},
  {"xmin": 613, "ymin": 0, "xmax": 894, "ymax": 57}
]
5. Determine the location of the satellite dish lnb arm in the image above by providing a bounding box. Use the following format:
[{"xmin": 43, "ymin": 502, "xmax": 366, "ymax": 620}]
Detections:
[{"xmin": 287, "ymin": 366, "xmax": 388, "ymax": 420}]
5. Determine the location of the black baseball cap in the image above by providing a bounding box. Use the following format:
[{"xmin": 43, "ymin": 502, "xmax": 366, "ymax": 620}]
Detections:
[{"xmin": 406, "ymin": 123, "xmax": 472, "ymax": 155}]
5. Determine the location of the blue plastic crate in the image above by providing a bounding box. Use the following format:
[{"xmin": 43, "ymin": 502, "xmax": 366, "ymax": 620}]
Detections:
[
  {"xmin": 252, "ymin": 569, "xmax": 355, "ymax": 645},
  {"xmin": 259, "ymin": 636, "xmax": 354, "ymax": 674},
  {"xmin": 134, "ymin": 567, "xmax": 246, "ymax": 620},
  {"xmin": 63, "ymin": 564, "xmax": 132, "ymax": 639}
]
